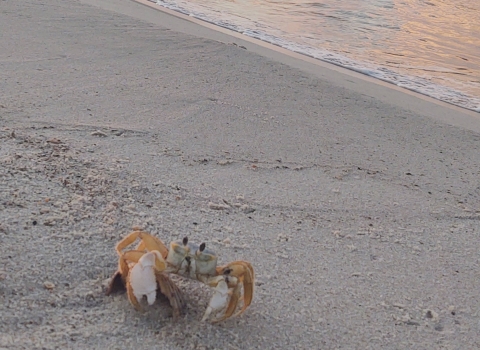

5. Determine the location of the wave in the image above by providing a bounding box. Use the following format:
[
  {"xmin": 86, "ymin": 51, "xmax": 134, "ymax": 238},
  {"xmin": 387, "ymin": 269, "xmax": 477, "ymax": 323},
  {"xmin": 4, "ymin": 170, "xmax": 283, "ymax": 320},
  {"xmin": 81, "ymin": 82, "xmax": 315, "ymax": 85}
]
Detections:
[{"xmin": 154, "ymin": 0, "xmax": 480, "ymax": 113}]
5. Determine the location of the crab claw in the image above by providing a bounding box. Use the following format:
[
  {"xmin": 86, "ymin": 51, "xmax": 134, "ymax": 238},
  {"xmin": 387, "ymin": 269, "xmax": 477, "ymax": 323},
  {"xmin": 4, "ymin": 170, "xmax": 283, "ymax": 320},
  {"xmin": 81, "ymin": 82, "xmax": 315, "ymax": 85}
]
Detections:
[
  {"xmin": 216, "ymin": 261, "xmax": 255, "ymax": 320},
  {"xmin": 129, "ymin": 251, "xmax": 159, "ymax": 306},
  {"xmin": 201, "ymin": 277, "xmax": 229, "ymax": 322}
]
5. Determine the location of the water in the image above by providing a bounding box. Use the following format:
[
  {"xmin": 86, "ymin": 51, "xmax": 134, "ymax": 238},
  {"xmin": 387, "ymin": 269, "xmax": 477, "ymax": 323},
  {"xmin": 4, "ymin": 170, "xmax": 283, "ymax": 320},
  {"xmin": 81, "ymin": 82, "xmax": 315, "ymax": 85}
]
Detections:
[{"xmin": 152, "ymin": 0, "xmax": 480, "ymax": 112}]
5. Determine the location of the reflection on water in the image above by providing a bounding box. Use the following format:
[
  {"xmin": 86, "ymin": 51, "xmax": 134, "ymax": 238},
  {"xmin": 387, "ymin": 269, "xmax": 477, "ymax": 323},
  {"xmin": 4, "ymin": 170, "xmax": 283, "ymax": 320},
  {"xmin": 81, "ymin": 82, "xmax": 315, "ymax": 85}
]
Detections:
[
  {"xmin": 392, "ymin": 1, "xmax": 480, "ymax": 91},
  {"xmin": 156, "ymin": 0, "xmax": 480, "ymax": 111}
]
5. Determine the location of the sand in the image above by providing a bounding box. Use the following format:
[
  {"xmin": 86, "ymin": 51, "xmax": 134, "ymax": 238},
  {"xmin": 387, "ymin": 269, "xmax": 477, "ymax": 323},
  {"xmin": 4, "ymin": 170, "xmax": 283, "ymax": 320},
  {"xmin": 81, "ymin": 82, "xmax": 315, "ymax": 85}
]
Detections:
[{"xmin": 1, "ymin": 0, "xmax": 480, "ymax": 349}]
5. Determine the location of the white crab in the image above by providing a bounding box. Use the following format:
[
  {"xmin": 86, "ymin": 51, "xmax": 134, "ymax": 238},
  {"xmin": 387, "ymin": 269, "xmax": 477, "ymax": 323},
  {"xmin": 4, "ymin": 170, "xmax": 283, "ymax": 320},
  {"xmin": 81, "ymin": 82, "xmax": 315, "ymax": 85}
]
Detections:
[{"xmin": 106, "ymin": 231, "xmax": 254, "ymax": 322}]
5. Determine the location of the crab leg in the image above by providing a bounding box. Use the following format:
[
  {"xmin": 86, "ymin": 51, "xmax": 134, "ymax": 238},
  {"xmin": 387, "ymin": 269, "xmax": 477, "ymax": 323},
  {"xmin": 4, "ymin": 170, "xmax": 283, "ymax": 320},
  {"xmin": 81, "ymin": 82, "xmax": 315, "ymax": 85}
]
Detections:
[
  {"xmin": 156, "ymin": 272, "xmax": 185, "ymax": 320},
  {"xmin": 106, "ymin": 248, "xmax": 133, "ymax": 295},
  {"xmin": 116, "ymin": 231, "xmax": 169, "ymax": 258}
]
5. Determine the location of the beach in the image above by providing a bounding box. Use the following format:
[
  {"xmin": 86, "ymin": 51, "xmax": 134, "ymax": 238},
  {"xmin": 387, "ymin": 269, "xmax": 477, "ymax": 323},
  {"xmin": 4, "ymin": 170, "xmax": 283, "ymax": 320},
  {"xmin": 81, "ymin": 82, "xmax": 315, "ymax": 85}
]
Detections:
[
  {"xmin": 1, "ymin": 0, "xmax": 480, "ymax": 348},
  {"xmin": 142, "ymin": 0, "xmax": 480, "ymax": 112}
]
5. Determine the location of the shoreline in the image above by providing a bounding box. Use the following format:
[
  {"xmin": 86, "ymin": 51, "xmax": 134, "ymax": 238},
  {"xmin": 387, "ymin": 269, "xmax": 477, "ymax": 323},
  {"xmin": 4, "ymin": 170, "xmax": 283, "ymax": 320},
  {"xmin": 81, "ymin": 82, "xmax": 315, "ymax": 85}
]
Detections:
[
  {"xmin": 139, "ymin": 0, "xmax": 480, "ymax": 115},
  {"xmin": 82, "ymin": 0, "xmax": 480, "ymax": 130},
  {"xmin": 2, "ymin": 0, "xmax": 480, "ymax": 348}
]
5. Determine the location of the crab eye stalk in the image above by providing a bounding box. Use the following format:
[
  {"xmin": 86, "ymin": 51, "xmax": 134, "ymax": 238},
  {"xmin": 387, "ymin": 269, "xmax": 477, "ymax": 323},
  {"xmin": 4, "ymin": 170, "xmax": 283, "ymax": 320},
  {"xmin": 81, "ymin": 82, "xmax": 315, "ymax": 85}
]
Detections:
[
  {"xmin": 199, "ymin": 242, "xmax": 206, "ymax": 252},
  {"xmin": 182, "ymin": 237, "xmax": 188, "ymax": 246}
]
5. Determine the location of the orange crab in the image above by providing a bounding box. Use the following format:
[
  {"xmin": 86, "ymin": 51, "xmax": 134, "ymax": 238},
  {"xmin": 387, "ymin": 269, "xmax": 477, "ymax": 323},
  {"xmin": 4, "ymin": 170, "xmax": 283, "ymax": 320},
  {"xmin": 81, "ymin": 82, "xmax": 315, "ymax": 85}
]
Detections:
[{"xmin": 106, "ymin": 231, "xmax": 254, "ymax": 322}]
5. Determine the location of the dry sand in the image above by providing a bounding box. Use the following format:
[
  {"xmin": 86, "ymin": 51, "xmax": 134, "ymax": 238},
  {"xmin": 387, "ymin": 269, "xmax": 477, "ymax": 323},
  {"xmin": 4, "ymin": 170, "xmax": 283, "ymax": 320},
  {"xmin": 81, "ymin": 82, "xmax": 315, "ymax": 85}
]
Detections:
[{"xmin": 1, "ymin": 0, "xmax": 480, "ymax": 349}]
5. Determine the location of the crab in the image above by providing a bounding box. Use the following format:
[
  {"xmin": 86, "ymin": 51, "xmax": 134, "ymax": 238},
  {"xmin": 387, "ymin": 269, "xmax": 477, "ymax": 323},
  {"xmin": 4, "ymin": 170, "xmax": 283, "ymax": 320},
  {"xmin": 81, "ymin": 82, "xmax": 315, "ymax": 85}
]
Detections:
[{"xmin": 106, "ymin": 231, "xmax": 254, "ymax": 323}]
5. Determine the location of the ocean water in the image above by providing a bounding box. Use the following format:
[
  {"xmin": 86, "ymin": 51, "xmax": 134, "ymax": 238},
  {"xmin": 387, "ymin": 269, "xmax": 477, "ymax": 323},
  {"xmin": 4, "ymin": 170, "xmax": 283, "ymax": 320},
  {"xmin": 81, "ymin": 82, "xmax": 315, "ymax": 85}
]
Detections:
[{"xmin": 152, "ymin": 0, "xmax": 480, "ymax": 113}]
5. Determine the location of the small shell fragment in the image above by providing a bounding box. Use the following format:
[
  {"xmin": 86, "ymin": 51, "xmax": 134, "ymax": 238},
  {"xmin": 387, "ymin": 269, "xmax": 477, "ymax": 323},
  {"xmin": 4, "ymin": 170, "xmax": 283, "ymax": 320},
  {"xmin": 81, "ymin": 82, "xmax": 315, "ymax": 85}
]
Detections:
[
  {"xmin": 44, "ymin": 281, "xmax": 55, "ymax": 290},
  {"xmin": 208, "ymin": 202, "xmax": 230, "ymax": 210},
  {"xmin": 91, "ymin": 130, "xmax": 108, "ymax": 137}
]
